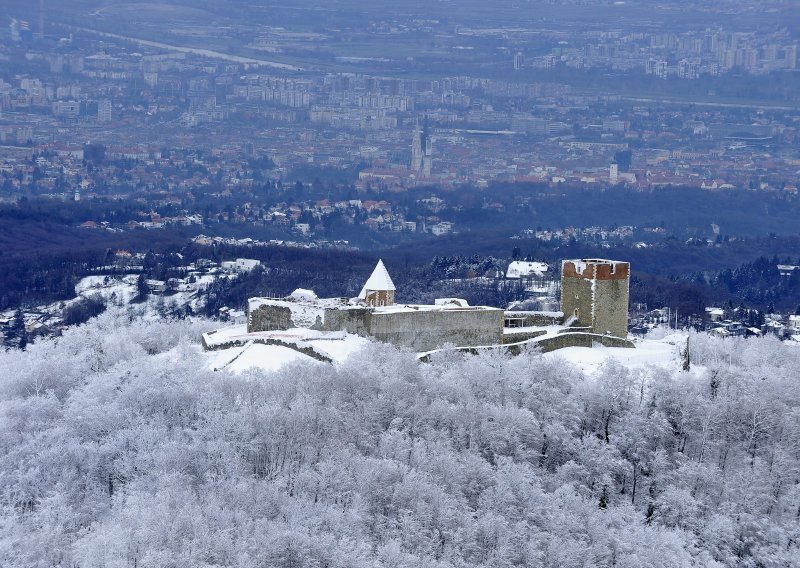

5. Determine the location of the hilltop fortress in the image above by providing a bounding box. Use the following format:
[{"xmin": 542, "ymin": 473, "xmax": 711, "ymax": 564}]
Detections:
[{"xmin": 224, "ymin": 258, "xmax": 633, "ymax": 356}]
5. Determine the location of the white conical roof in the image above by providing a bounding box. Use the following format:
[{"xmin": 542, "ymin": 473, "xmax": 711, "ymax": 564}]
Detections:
[{"xmin": 359, "ymin": 259, "xmax": 396, "ymax": 299}]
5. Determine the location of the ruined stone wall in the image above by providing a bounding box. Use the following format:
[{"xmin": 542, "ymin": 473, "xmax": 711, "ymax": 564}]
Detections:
[
  {"xmin": 368, "ymin": 309, "xmax": 504, "ymax": 352},
  {"xmin": 535, "ymin": 332, "xmax": 634, "ymax": 353},
  {"xmin": 323, "ymin": 308, "xmax": 372, "ymax": 336},
  {"xmin": 501, "ymin": 329, "xmax": 547, "ymax": 344},
  {"xmin": 525, "ymin": 312, "xmax": 564, "ymax": 326},
  {"xmin": 248, "ymin": 305, "xmax": 293, "ymax": 332},
  {"xmin": 418, "ymin": 332, "xmax": 634, "ymax": 361},
  {"xmin": 511, "ymin": 311, "xmax": 563, "ymax": 327},
  {"xmin": 203, "ymin": 335, "xmax": 333, "ymax": 364},
  {"xmin": 323, "ymin": 307, "xmax": 503, "ymax": 351}
]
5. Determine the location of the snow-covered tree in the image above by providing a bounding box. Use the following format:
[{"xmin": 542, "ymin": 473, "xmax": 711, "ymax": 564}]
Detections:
[{"xmin": 0, "ymin": 312, "xmax": 798, "ymax": 567}]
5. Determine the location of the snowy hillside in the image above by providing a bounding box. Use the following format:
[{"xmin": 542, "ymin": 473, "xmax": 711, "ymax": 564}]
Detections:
[{"xmin": 1, "ymin": 309, "xmax": 799, "ymax": 567}]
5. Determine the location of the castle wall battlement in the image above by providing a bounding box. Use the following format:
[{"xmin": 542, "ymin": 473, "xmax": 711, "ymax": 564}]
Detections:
[{"xmin": 562, "ymin": 259, "xmax": 629, "ymax": 280}]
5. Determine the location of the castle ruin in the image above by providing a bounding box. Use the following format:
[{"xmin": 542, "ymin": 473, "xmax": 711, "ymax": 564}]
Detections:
[{"xmin": 240, "ymin": 258, "xmax": 632, "ymax": 355}]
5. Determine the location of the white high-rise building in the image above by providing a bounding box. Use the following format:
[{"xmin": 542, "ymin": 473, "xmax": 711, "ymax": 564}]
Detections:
[
  {"xmin": 411, "ymin": 123, "xmax": 422, "ymax": 174},
  {"xmin": 610, "ymin": 163, "xmax": 619, "ymax": 184},
  {"xmin": 97, "ymin": 99, "xmax": 112, "ymax": 123}
]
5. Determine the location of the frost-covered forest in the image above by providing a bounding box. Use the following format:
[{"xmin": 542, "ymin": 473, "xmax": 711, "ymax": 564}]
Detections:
[{"xmin": 1, "ymin": 310, "xmax": 799, "ymax": 567}]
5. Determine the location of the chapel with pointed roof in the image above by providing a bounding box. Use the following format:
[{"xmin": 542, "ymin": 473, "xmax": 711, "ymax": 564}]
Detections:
[{"xmin": 359, "ymin": 259, "xmax": 395, "ymax": 307}]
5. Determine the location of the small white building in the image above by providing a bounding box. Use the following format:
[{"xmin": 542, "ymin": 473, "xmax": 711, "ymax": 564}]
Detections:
[
  {"xmin": 431, "ymin": 222, "xmax": 454, "ymax": 236},
  {"xmin": 506, "ymin": 261, "xmax": 548, "ymax": 281},
  {"xmin": 221, "ymin": 258, "xmax": 262, "ymax": 273},
  {"xmin": 145, "ymin": 279, "xmax": 166, "ymax": 294},
  {"xmin": 229, "ymin": 309, "xmax": 247, "ymax": 325}
]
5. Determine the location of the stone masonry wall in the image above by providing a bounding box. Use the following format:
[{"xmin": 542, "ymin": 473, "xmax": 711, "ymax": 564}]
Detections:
[
  {"xmin": 534, "ymin": 332, "xmax": 634, "ymax": 353},
  {"xmin": 368, "ymin": 309, "xmax": 504, "ymax": 352},
  {"xmin": 323, "ymin": 308, "xmax": 372, "ymax": 336},
  {"xmin": 418, "ymin": 332, "xmax": 634, "ymax": 362},
  {"xmin": 593, "ymin": 278, "xmax": 630, "ymax": 339},
  {"xmin": 507, "ymin": 311, "xmax": 563, "ymax": 327},
  {"xmin": 502, "ymin": 329, "xmax": 547, "ymax": 344},
  {"xmin": 364, "ymin": 290, "xmax": 395, "ymax": 307},
  {"xmin": 248, "ymin": 305, "xmax": 293, "ymax": 332},
  {"xmin": 560, "ymin": 276, "xmax": 594, "ymax": 329}
]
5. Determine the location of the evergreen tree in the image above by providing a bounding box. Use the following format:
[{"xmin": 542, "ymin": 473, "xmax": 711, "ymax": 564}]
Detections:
[
  {"xmin": 598, "ymin": 485, "xmax": 609, "ymax": 509},
  {"xmin": 7, "ymin": 309, "xmax": 28, "ymax": 350},
  {"xmin": 134, "ymin": 274, "xmax": 150, "ymax": 303}
]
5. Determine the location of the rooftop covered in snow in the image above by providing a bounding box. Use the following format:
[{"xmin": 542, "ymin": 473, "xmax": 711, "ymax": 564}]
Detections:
[
  {"xmin": 359, "ymin": 259, "xmax": 396, "ymax": 300},
  {"xmin": 506, "ymin": 261, "xmax": 548, "ymax": 280}
]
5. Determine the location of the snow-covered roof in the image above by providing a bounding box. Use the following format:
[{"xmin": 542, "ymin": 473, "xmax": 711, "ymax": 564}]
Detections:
[
  {"xmin": 434, "ymin": 298, "xmax": 470, "ymax": 307},
  {"xmin": 359, "ymin": 259, "xmax": 396, "ymax": 299},
  {"xmin": 506, "ymin": 261, "xmax": 548, "ymax": 279},
  {"xmin": 290, "ymin": 289, "xmax": 318, "ymax": 301}
]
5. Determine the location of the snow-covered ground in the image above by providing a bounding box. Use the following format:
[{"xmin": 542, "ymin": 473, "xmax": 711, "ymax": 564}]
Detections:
[
  {"xmin": 0, "ymin": 272, "xmax": 225, "ymax": 346},
  {"xmin": 206, "ymin": 343, "xmax": 319, "ymax": 373},
  {"xmin": 202, "ymin": 325, "xmax": 343, "ymax": 349},
  {"xmin": 74, "ymin": 274, "xmax": 139, "ymax": 305},
  {"xmin": 308, "ymin": 334, "xmax": 371, "ymax": 361},
  {"xmin": 544, "ymin": 333, "xmax": 690, "ymax": 376},
  {"xmin": 74, "ymin": 273, "xmax": 218, "ymax": 315},
  {"xmin": 202, "ymin": 324, "xmax": 372, "ymax": 373}
]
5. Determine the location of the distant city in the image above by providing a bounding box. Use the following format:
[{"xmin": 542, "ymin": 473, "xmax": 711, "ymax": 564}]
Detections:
[
  {"xmin": 0, "ymin": 0, "xmax": 799, "ymax": 343},
  {"xmin": 1, "ymin": 0, "xmax": 798, "ymax": 216}
]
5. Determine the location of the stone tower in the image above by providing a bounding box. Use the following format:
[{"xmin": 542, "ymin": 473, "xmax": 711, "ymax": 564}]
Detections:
[
  {"xmin": 560, "ymin": 259, "xmax": 630, "ymax": 338},
  {"xmin": 359, "ymin": 259, "xmax": 396, "ymax": 307}
]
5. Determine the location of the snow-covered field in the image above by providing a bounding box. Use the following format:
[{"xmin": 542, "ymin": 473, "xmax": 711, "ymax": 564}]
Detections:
[
  {"xmin": 74, "ymin": 274, "xmax": 139, "ymax": 305},
  {"xmin": 307, "ymin": 334, "xmax": 372, "ymax": 361},
  {"xmin": 202, "ymin": 325, "xmax": 372, "ymax": 373},
  {"xmin": 207, "ymin": 343, "xmax": 320, "ymax": 373},
  {"xmin": 545, "ymin": 335, "xmax": 681, "ymax": 373}
]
